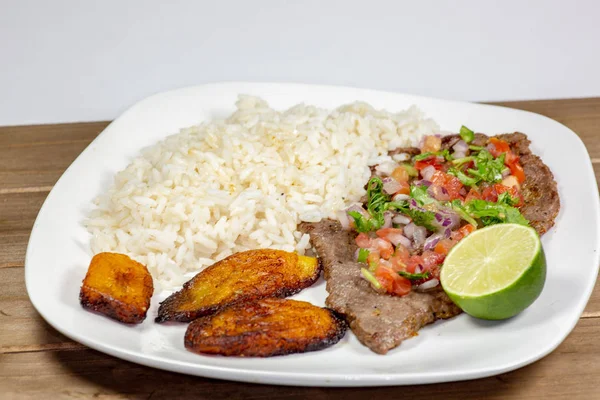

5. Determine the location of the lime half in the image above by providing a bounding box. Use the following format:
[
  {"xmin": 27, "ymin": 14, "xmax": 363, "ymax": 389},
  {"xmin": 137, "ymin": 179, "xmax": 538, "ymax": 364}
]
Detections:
[{"xmin": 440, "ymin": 223, "xmax": 546, "ymax": 320}]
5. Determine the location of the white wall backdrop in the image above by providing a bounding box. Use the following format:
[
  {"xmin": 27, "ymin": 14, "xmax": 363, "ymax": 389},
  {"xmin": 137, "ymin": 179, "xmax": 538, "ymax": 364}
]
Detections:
[{"xmin": 1, "ymin": 0, "xmax": 598, "ymax": 125}]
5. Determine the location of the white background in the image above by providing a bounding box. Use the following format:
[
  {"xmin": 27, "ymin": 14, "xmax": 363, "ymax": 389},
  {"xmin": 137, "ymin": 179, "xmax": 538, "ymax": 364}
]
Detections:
[{"xmin": 1, "ymin": 0, "xmax": 598, "ymax": 126}]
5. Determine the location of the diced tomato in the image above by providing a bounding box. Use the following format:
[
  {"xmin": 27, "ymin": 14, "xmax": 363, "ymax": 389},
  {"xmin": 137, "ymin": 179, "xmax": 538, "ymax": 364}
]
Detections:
[
  {"xmin": 422, "ymin": 251, "xmax": 445, "ymax": 270},
  {"xmin": 488, "ymin": 138, "xmax": 511, "ymax": 157},
  {"xmin": 434, "ymin": 238, "xmax": 455, "ymax": 255},
  {"xmin": 430, "ymin": 171, "xmax": 463, "ymax": 200},
  {"xmin": 465, "ymin": 187, "xmax": 482, "ymax": 203},
  {"xmin": 481, "ymin": 185, "xmax": 498, "ymax": 202},
  {"xmin": 374, "ymin": 265, "xmax": 411, "ymax": 296},
  {"xmin": 367, "ymin": 251, "xmax": 380, "ymax": 267},
  {"xmin": 391, "ymin": 275, "xmax": 412, "ymax": 296},
  {"xmin": 421, "ymin": 135, "xmax": 442, "ymax": 153},
  {"xmin": 389, "ymin": 245, "xmax": 410, "ymax": 272},
  {"xmin": 414, "ymin": 158, "xmax": 443, "ymax": 171},
  {"xmin": 372, "ymin": 238, "xmax": 394, "ymax": 260},
  {"xmin": 406, "ymin": 255, "xmax": 424, "ymax": 274},
  {"xmin": 376, "ymin": 228, "xmax": 404, "ymax": 246},
  {"xmin": 494, "ymin": 184, "xmax": 523, "ymax": 206},
  {"xmin": 505, "ymin": 150, "xmax": 519, "ymax": 165},
  {"xmin": 458, "ymin": 224, "xmax": 476, "ymax": 237},
  {"xmin": 391, "ymin": 166, "xmax": 410, "ymax": 183},
  {"xmin": 375, "ymin": 266, "xmax": 395, "ymax": 292},
  {"xmin": 509, "ymin": 162, "xmax": 525, "ymax": 184},
  {"xmin": 488, "ymin": 138, "xmax": 526, "ymax": 184},
  {"xmin": 394, "ymin": 244, "xmax": 410, "ymax": 261},
  {"xmin": 355, "ymin": 233, "xmax": 371, "ymax": 248}
]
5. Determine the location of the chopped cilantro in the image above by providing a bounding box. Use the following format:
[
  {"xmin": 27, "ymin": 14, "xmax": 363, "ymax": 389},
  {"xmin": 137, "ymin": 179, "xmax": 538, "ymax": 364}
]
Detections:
[
  {"xmin": 468, "ymin": 150, "xmax": 506, "ymax": 183},
  {"xmin": 366, "ymin": 177, "xmax": 389, "ymax": 229},
  {"xmin": 449, "ymin": 150, "xmax": 506, "ymax": 187},
  {"xmin": 414, "ymin": 149, "xmax": 453, "ymax": 162},
  {"xmin": 497, "ymin": 191, "xmax": 520, "ymax": 207},
  {"xmin": 357, "ymin": 248, "xmax": 370, "ymax": 263},
  {"xmin": 348, "ymin": 211, "xmax": 375, "ymax": 233},
  {"xmin": 387, "ymin": 201, "xmax": 438, "ymax": 231},
  {"xmin": 464, "ymin": 199, "xmax": 529, "ymax": 227},
  {"xmin": 413, "ymin": 152, "xmax": 435, "ymax": 161},
  {"xmin": 449, "ymin": 199, "xmax": 479, "ymax": 227},
  {"xmin": 460, "ymin": 125, "xmax": 475, "ymax": 143},
  {"xmin": 448, "ymin": 168, "xmax": 479, "ymax": 186},
  {"xmin": 409, "ymin": 184, "xmax": 436, "ymax": 205},
  {"xmin": 398, "ymin": 271, "xmax": 431, "ymax": 280}
]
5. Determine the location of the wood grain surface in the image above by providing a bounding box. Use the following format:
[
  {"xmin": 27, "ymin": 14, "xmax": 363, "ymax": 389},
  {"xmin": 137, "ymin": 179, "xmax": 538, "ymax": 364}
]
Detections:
[{"xmin": 0, "ymin": 98, "xmax": 598, "ymax": 399}]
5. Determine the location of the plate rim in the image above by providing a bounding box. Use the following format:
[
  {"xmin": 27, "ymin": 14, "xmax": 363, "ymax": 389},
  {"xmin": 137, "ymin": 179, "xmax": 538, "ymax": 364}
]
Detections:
[{"xmin": 24, "ymin": 81, "xmax": 600, "ymax": 387}]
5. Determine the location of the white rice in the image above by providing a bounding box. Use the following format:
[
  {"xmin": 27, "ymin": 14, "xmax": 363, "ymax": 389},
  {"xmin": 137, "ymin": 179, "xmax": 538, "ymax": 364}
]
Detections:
[{"xmin": 85, "ymin": 96, "xmax": 438, "ymax": 291}]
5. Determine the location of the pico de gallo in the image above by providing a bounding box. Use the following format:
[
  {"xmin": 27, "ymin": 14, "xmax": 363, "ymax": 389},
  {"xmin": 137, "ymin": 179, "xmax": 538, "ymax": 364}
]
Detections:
[{"xmin": 342, "ymin": 126, "xmax": 530, "ymax": 297}]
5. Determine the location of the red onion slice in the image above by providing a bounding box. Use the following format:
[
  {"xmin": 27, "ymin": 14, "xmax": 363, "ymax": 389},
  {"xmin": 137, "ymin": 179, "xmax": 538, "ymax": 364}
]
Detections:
[
  {"xmin": 412, "ymin": 225, "xmax": 427, "ymax": 246},
  {"xmin": 336, "ymin": 210, "xmax": 351, "ymax": 230},
  {"xmin": 423, "ymin": 233, "xmax": 442, "ymax": 251},
  {"xmin": 392, "ymin": 214, "xmax": 411, "ymax": 224},
  {"xmin": 404, "ymin": 222, "xmax": 416, "ymax": 239},
  {"xmin": 393, "ymin": 193, "xmax": 410, "ymax": 202},
  {"xmin": 428, "ymin": 184, "xmax": 450, "ymax": 201},
  {"xmin": 346, "ymin": 204, "xmax": 370, "ymax": 219},
  {"xmin": 415, "ymin": 278, "xmax": 440, "ymax": 292},
  {"xmin": 382, "ymin": 211, "xmax": 393, "ymax": 229},
  {"xmin": 421, "ymin": 165, "xmax": 436, "ymax": 181},
  {"xmin": 382, "ymin": 177, "xmax": 403, "ymax": 195},
  {"xmin": 452, "ymin": 140, "xmax": 469, "ymax": 154}
]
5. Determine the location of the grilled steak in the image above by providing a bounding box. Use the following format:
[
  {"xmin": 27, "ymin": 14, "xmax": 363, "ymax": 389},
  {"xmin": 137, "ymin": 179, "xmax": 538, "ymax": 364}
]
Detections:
[
  {"xmin": 442, "ymin": 132, "xmax": 560, "ymax": 235},
  {"xmin": 302, "ymin": 132, "xmax": 558, "ymax": 354},
  {"xmin": 299, "ymin": 220, "xmax": 461, "ymax": 354}
]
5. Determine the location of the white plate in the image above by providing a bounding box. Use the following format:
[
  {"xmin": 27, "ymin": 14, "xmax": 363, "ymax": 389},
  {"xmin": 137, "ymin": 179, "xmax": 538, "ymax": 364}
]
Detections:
[{"xmin": 25, "ymin": 82, "xmax": 600, "ymax": 387}]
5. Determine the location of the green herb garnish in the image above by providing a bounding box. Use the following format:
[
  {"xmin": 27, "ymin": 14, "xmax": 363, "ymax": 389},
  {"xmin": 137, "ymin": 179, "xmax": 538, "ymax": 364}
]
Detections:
[
  {"xmin": 366, "ymin": 177, "xmax": 390, "ymax": 229},
  {"xmin": 460, "ymin": 125, "xmax": 475, "ymax": 143},
  {"xmin": 357, "ymin": 248, "xmax": 370, "ymax": 263},
  {"xmin": 387, "ymin": 201, "xmax": 438, "ymax": 231},
  {"xmin": 401, "ymin": 163, "xmax": 419, "ymax": 177},
  {"xmin": 464, "ymin": 199, "xmax": 529, "ymax": 227},
  {"xmin": 448, "ymin": 168, "xmax": 479, "ymax": 187},
  {"xmin": 414, "ymin": 152, "xmax": 435, "ymax": 161},
  {"xmin": 348, "ymin": 211, "xmax": 375, "ymax": 233},
  {"xmin": 398, "ymin": 270, "xmax": 431, "ymax": 280},
  {"xmin": 409, "ymin": 184, "xmax": 436, "ymax": 205},
  {"xmin": 361, "ymin": 268, "xmax": 382, "ymax": 289},
  {"xmin": 413, "ymin": 149, "xmax": 453, "ymax": 162},
  {"xmin": 450, "ymin": 199, "xmax": 479, "ymax": 227}
]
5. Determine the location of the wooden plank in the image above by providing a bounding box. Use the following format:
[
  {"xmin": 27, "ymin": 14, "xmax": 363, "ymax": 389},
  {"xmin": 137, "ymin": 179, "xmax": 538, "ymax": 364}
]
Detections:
[
  {"xmin": 0, "ymin": 122, "xmax": 106, "ymax": 190},
  {"xmin": 0, "ymin": 192, "xmax": 47, "ymax": 267},
  {"xmin": 0, "ymin": 121, "xmax": 108, "ymax": 148},
  {"xmin": 0, "ymin": 267, "xmax": 80, "ymax": 351},
  {"xmin": 1, "ymin": 318, "xmax": 598, "ymax": 400},
  {"xmin": 488, "ymin": 98, "xmax": 600, "ymax": 160}
]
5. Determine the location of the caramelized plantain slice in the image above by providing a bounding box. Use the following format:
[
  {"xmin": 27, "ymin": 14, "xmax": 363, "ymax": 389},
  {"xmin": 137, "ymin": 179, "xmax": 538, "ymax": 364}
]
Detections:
[
  {"xmin": 185, "ymin": 298, "xmax": 347, "ymax": 357},
  {"xmin": 156, "ymin": 249, "xmax": 320, "ymax": 323},
  {"xmin": 80, "ymin": 252, "xmax": 154, "ymax": 324}
]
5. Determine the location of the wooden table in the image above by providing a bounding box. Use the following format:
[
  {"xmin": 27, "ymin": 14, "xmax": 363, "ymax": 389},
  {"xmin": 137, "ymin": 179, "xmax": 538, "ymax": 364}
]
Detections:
[{"xmin": 1, "ymin": 98, "xmax": 599, "ymax": 399}]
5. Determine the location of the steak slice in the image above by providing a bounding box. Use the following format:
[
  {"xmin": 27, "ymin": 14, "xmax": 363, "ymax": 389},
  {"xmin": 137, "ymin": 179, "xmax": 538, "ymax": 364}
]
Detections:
[
  {"xmin": 299, "ymin": 220, "xmax": 461, "ymax": 354},
  {"xmin": 442, "ymin": 132, "xmax": 560, "ymax": 235}
]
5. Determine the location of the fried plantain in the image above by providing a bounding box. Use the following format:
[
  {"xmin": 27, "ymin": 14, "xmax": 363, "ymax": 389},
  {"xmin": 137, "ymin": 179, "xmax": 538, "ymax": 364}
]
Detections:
[
  {"xmin": 184, "ymin": 298, "xmax": 347, "ymax": 357},
  {"xmin": 80, "ymin": 252, "xmax": 154, "ymax": 324},
  {"xmin": 156, "ymin": 249, "xmax": 320, "ymax": 323}
]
